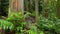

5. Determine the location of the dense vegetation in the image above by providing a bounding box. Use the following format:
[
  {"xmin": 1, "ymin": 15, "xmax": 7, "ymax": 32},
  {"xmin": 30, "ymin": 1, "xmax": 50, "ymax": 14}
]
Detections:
[
  {"xmin": 0, "ymin": 0, "xmax": 60, "ymax": 34},
  {"xmin": 0, "ymin": 13, "xmax": 60, "ymax": 34}
]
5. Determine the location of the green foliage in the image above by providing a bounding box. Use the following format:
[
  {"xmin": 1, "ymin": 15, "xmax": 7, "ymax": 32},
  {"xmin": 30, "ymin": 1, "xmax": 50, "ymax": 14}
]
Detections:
[
  {"xmin": 37, "ymin": 15, "xmax": 60, "ymax": 34},
  {"xmin": 27, "ymin": 25, "xmax": 37, "ymax": 34},
  {"xmin": 0, "ymin": 0, "xmax": 59, "ymax": 34},
  {"xmin": 0, "ymin": 20, "xmax": 14, "ymax": 31},
  {"xmin": 40, "ymin": 31, "xmax": 44, "ymax": 34},
  {"xmin": 42, "ymin": 0, "xmax": 57, "ymax": 17},
  {"xmin": 7, "ymin": 13, "xmax": 27, "ymax": 34},
  {"xmin": 0, "ymin": 13, "xmax": 27, "ymax": 34},
  {"xmin": 0, "ymin": 12, "xmax": 60, "ymax": 34}
]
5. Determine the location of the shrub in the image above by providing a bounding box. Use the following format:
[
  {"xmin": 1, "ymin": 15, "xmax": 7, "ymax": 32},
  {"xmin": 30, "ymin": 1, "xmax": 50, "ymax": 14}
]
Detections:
[{"xmin": 37, "ymin": 15, "xmax": 60, "ymax": 34}]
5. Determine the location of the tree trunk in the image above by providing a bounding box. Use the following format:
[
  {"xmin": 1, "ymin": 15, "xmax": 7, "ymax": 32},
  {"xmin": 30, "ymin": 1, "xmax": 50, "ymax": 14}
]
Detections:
[
  {"xmin": 35, "ymin": 0, "xmax": 39, "ymax": 23},
  {"xmin": 20, "ymin": 0, "xmax": 24, "ymax": 16}
]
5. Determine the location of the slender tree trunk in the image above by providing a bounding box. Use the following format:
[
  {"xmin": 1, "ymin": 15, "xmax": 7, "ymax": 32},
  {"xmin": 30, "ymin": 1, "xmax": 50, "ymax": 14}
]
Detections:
[
  {"xmin": 18, "ymin": 0, "xmax": 24, "ymax": 21},
  {"xmin": 20, "ymin": 0, "xmax": 24, "ymax": 16},
  {"xmin": 35, "ymin": 0, "xmax": 38, "ymax": 23}
]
